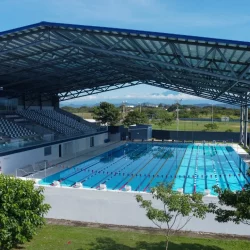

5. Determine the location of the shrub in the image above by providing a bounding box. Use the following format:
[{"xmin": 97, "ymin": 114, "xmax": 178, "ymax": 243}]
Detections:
[
  {"xmin": 204, "ymin": 123, "xmax": 218, "ymax": 131},
  {"xmin": 0, "ymin": 175, "xmax": 50, "ymax": 249}
]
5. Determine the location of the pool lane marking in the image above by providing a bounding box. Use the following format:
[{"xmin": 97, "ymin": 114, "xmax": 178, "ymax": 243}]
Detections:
[
  {"xmin": 91, "ymin": 145, "xmax": 151, "ymax": 188},
  {"xmin": 141, "ymin": 149, "xmax": 174, "ymax": 192},
  {"xmin": 118, "ymin": 146, "xmax": 165, "ymax": 191},
  {"xmin": 165, "ymin": 146, "xmax": 188, "ymax": 182},
  {"xmin": 135, "ymin": 148, "xmax": 172, "ymax": 191},
  {"xmin": 203, "ymin": 145, "xmax": 208, "ymax": 190},
  {"xmin": 110, "ymin": 146, "xmax": 156, "ymax": 190},
  {"xmin": 219, "ymin": 146, "xmax": 244, "ymax": 188},
  {"xmin": 144, "ymin": 145, "xmax": 188, "ymax": 192},
  {"xmin": 193, "ymin": 146, "xmax": 200, "ymax": 193},
  {"xmin": 58, "ymin": 146, "xmax": 139, "ymax": 182},
  {"xmin": 72, "ymin": 145, "xmax": 148, "ymax": 186},
  {"xmin": 112, "ymin": 144, "xmax": 159, "ymax": 190},
  {"xmin": 209, "ymin": 146, "xmax": 219, "ymax": 188},
  {"xmin": 211, "ymin": 146, "xmax": 223, "ymax": 188},
  {"xmin": 213, "ymin": 146, "xmax": 230, "ymax": 190},
  {"xmin": 56, "ymin": 144, "xmax": 129, "ymax": 182},
  {"xmin": 182, "ymin": 145, "xmax": 195, "ymax": 193},
  {"xmin": 64, "ymin": 145, "xmax": 141, "ymax": 186},
  {"xmin": 135, "ymin": 148, "xmax": 171, "ymax": 191},
  {"xmin": 70, "ymin": 145, "xmax": 147, "ymax": 187}
]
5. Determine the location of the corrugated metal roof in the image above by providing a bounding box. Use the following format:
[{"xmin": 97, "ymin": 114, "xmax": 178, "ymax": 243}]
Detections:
[{"xmin": 0, "ymin": 22, "xmax": 250, "ymax": 105}]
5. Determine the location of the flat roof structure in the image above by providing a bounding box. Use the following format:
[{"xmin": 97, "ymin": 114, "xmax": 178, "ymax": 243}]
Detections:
[{"xmin": 0, "ymin": 21, "xmax": 250, "ymax": 105}]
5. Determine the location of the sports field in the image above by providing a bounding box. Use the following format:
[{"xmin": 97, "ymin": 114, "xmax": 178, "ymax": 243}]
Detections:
[
  {"xmin": 152, "ymin": 121, "xmax": 243, "ymax": 132},
  {"xmin": 73, "ymin": 111, "xmax": 246, "ymax": 132}
]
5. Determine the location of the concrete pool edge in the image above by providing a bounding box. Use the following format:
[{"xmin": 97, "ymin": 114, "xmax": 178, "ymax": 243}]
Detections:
[
  {"xmin": 22, "ymin": 142, "xmax": 250, "ymax": 195},
  {"xmin": 32, "ymin": 181, "xmax": 218, "ymax": 198}
]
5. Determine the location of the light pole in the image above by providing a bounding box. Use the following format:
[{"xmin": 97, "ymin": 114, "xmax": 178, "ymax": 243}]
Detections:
[
  {"xmin": 138, "ymin": 102, "xmax": 141, "ymax": 113},
  {"xmin": 211, "ymin": 103, "xmax": 214, "ymax": 124},
  {"xmin": 176, "ymin": 99, "xmax": 182, "ymax": 140},
  {"xmin": 122, "ymin": 101, "xmax": 127, "ymax": 119}
]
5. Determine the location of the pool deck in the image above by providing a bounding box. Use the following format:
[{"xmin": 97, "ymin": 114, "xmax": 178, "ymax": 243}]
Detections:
[
  {"xmin": 30, "ymin": 141, "xmax": 126, "ymax": 179},
  {"xmin": 231, "ymin": 144, "xmax": 250, "ymax": 164}
]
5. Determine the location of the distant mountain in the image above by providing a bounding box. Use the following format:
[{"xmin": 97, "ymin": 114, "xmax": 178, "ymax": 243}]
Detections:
[
  {"xmin": 60, "ymin": 103, "xmax": 82, "ymax": 107},
  {"xmin": 60, "ymin": 100, "xmax": 239, "ymax": 109},
  {"xmin": 193, "ymin": 103, "xmax": 239, "ymax": 109}
]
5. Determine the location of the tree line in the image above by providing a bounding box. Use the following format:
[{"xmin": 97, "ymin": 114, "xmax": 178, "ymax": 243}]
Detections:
[
  {"xmin": 89, "ymin": 102, "xmax": 174, "ymax": 127},
  {"xmin": 83, "ymin": 102, "xmax": 239, "ymax": 130},
  {"xmin": 62, "ymin": 102, "xmax": 242, "ymax": 120}
]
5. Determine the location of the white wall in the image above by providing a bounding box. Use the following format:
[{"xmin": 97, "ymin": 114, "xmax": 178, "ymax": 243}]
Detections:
[
  {"xmin": 62, "ymin": 133, "xmax": 108, "ymax": 157},
  {"xmin": 0, "ymin": 133, "xmax": 108, "ymax": 175},
  {"xmin": 1, "ymin": 144, "xmax": 59, "ymax": 175},
  {"xmin": 44, "ymin": 187, "xmax": 250, "ymax": 236}
]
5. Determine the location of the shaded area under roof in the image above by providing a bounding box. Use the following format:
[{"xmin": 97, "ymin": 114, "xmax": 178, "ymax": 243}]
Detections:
[{"xmin": 0, "ymin": 21, "xmax": 250, "ymax": 106}]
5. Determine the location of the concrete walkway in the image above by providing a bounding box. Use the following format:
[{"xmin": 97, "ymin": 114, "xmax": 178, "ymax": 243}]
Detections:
[{"xmin": 231, "ymin": 144, "xmax": 250, "ymax": 164}]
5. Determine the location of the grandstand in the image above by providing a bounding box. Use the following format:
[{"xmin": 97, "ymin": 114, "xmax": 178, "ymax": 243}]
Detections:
[
  {"xmin": 0, "ymin": 116, "xmax": 36, "ymax": 138},
  {"xmin": 0, "ymin": 21, "xmax": 250, "ymax": 175},
  {"xmin": 0, "ymin": 108, "xmax": 102, "ymax": 140}
]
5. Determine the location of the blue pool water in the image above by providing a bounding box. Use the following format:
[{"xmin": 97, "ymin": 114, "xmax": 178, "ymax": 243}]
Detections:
[{"xmin": 39, "ymin": 143, "xmax": 250, "ymax": 195}]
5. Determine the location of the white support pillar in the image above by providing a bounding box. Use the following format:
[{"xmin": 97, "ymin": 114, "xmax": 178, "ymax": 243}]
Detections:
[
  {"xmin": 244, "ymin": 105, "xmax": 248, "ymax": 148},
  {"xmin": 239, "ymin": 105, "xmax": 244, "ymax": 144}
]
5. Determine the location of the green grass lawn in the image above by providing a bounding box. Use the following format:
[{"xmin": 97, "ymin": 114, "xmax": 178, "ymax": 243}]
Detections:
[
  {"xmin": 19, "ymin": 224, "xmax": 250, "ymax": 250},
  {"xmin": 74, "ymin": 112, "xmax": 93, "ymax": 119},
  {"xmin": 73, "ymin": 111, "xmax": 243, "ymax": 132},
  {"xmin": 152, "ymin": 121, "xmax": 244, "ymax": 132}
]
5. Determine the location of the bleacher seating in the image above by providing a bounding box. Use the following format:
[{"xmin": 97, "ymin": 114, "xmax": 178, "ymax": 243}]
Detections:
[
  {"xmin": 56, "ymin": 108, "xmax": 100, "ymax": 129},
  {"xmin": 0, "ymin": 117, "xmax": 36, "ymax": 138},
  {"xmin": 17, "ymin": 110, "xmax": 81, "ymax": 136},
  {"xmin": 35, "ymin": 109, "xmax": 96, "ymax": 134}
]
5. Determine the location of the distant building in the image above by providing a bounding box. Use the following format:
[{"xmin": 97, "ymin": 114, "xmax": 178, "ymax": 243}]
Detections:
[
  {"xmin": 144, "ymin": 104, "xmax": 158, "ymax": 108},
  {"xmin": 221, "ymin": 116, "xmax": 229, "ymax": 122}
]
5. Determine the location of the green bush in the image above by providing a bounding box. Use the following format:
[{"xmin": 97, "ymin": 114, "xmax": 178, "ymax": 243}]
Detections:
[
  {"xmin": 225, "ymin": 128, "xmax": 233, "ymax": 132},
  {"xmin": 204, "ymin": 123, "xmax": 219, "ymax": 131},
  {"xmin": 0, "ymin": 175, "xmax": 50, "ymax": 250}
]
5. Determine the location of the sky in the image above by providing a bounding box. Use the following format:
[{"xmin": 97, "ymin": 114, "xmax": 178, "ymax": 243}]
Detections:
[{"xmin": 1, "ymin": 0, "xmax": 250, "ymax": 106}]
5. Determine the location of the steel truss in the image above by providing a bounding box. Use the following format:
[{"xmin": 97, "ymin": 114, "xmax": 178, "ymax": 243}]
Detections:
[{"xmin": 0, "ymin": 22, "xmax": 250, "ymax": 106}]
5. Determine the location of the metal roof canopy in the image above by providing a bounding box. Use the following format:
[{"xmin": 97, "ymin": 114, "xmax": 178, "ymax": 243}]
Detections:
[{"xmin": 0, "ymin": 21, "xmax": 250, "ymax": 106}]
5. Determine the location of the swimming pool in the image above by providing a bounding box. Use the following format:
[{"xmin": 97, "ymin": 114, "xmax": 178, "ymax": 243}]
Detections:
[{"xmin": 39, "ymin": 143, "xmax": 250, "ymax": 195}]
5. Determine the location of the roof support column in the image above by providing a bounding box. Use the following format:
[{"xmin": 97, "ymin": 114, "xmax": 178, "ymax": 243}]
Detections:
[
  {"xmin": 22, "ymin": 93, "xmax": 26, "ymax": 110},
  {"xmin": 239, "ymin": 105, "xmax": 243, "ymax": 144},
  {"xmin": 243, "ymin": 105, "xmax": 248, "ymax": 148},
  {"xmin": 39, "ymin": 94, "xmax": 42, "ymax": 110}
]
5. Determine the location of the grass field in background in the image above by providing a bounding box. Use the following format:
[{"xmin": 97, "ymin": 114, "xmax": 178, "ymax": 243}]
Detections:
[
  {"xmin": 74, "ymin": 112, "xmax": 244, "ymax": 132},
  {"xmin": 18, "ymin": 225, "xmax": 250, "ymax": 250},
  {"xmin": 74, "ymin": 112, "xmax": 93, "ymax": 119},
  {"xmin": 152, "ymin": 121, "xmax": 242, "ymax": 132}
]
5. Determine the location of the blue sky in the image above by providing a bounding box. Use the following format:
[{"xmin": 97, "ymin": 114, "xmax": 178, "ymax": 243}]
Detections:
[{"xmin": 1, "ymin": 0, "xmax": 250, "ymax": 105}]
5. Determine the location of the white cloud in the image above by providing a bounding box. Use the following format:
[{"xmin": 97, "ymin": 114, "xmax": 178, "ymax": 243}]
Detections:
[
  {"xmin": 64, "ymin": 91, "xmax": 204, "ymax": 104},
  {"xmin": 46, "ymin": 0, "xmax": 250, "ymax": 29}
]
